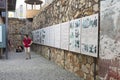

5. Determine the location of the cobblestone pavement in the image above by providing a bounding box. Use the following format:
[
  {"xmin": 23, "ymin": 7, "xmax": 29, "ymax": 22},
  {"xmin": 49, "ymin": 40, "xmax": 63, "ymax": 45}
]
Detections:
[{"xmin": 0, "ymin": 51, "xmax": 83, "ymax": 80}]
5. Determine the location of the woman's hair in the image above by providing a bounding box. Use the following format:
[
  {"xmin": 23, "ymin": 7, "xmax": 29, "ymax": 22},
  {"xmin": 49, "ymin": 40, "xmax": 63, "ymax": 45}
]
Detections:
[{"xmin": 25, "ymin": 34, "xmax": 28, "ymax": 38}]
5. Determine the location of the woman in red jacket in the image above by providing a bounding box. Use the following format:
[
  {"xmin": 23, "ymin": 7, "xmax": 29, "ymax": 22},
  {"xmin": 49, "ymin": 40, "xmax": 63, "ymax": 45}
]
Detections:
[{"xmin": 23, "ymin": 34, "xmax": 32, "ymax": 59}]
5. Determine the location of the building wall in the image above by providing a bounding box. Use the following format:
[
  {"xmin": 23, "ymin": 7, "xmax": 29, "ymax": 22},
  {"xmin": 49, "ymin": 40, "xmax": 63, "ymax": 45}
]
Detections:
[
  {"xmin": 32, "ymin": 0, "xmax": 99, "ymax": 80},
  {"xmin": 99, "ymin": 0, "xmax": 120, "ymax": 80},
  {"xmin": 0, "ymin": 16, "xmax": 4, "ymax": 24}
]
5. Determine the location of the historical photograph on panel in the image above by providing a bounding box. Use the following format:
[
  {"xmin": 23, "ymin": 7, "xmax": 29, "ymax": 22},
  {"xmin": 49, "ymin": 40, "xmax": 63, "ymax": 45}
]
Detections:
[
  {"xmin": 39, "ymin": 29, "xmax": 42, "ymax": 44},
  {"xmin": 40, "ymin": 28, "xmax": 45, "ymax": 45},
  {"xmin": 69, "ymin": 19, "xmax": 81, "ymax": 53},
  {"xmin": 54, "ymin": 24, "xmax": 61, "ymax": 48},
  {"xmin": 32, "ymin": 29, "xmax": 41, "ymax": 44},
  {"xmin": 36, "ymin": 29, "xmax": 41, "ymax": 44},
  {"xmin": 81, "ymin": 13, "xmax": 98, "ymax": 57},
  {"xmin": 49, "ymin": 26, "xmax": 55, "ymax": 47},
  {"xmin": 99, "ymin": 0, "xmax": 120, "ymax": 80},
  {"xmin": 60, "ymin": 21, "xmax": 70, "ymax": 50}
]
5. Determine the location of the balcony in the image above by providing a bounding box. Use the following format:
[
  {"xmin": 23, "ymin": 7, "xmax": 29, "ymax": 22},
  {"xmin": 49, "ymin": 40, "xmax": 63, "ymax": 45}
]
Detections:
[
  {"xmin": 26, "ymin": 9, "xmax": 40, "ymax": 18},
  {"xmin": 25, "ymin": 0, "xmax": 43, "ymax": 19}
]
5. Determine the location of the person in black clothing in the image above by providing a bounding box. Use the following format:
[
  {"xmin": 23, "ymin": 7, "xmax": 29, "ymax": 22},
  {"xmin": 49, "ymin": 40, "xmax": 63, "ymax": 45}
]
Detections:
[{"xmin": 16, "ymin": 45, "xmax": 24, "ymax": 52}]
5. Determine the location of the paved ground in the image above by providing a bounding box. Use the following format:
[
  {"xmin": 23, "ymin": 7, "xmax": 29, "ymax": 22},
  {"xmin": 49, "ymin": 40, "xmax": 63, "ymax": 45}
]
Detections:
[{"xmin": 0, "ymin": 51, "xmax": 83, "ymax": 80}]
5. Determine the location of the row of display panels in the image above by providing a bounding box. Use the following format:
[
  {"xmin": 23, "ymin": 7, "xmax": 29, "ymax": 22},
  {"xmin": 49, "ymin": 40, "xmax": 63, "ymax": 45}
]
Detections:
[{"xmin": 32, "ymin": 14, "xmax": 98, "ymax": 57}]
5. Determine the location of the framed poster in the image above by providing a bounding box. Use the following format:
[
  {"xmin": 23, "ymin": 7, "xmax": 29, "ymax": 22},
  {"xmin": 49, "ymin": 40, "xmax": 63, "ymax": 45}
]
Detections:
[
  {"xmin": 0, "ymin": 26, "xmax": 2, "ymax": 42},
  {"xmin": 54, "ymin": 24, "xmax": 61, "ymax": 48},
  {"xmin": 49, "ymin": 26, "xmax": 55, "ymax": 47},
  {"xmin": 69, "ymin": 19, "xmax": 81, "ymax": 53},
  {"xmin": 81, "ymin": 14, "xmax": 98, "ymax": 57},
  {"xmin": 60, "ymin": 21, "xmax": 70, "ymax": 50}
]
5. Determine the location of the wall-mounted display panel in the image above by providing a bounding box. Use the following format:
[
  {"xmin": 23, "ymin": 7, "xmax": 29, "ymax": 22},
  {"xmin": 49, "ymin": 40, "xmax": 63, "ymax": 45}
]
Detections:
[
  {"xmin": 44, "ymin": 27, "xmax": 50, "ymax": 46},
  {"xmin": 69, "ymin": 19, "xmax": 81, "ymax": 53},
  {"xmin": 54, "ymin": 24, "xmax": 61, "ymax": 48},
  {"xmin": 60, "ymin": 22, "xmax": 70, "ymax": 50},
  {"xmin": 49, "ymin": 26, "xmax": 55, "ymax": 47},
  {"xmin": 81, "ymin": 14, "xmax": 98, "ymax": 57}
]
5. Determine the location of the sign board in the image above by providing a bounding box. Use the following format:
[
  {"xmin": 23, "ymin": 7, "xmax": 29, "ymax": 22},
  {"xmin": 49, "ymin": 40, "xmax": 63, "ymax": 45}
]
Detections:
[
  {"xmin": 81, "ymin": 14, "xmax": 98, "ymax": 57},
  {"xmin": 60, "ymin": 22, "xmax": 69, "ymax": 50},
  {"xmin": 54, "ymin": 24, "xmax": 61, "ymax": 48},
  {"xmin": 49, "ymin": 26, "xmax": 55, "ymax": 47},
  {"xmin": 0, "ymin": 24, "xmax": 6, "ymax": 48},
  {"xmin": 0, "ymin": 25, "xmax": 2, "ymax": 42},
  {"xmin": 69, "ymin": 19, "xmax": 81, "ymax": 53}
]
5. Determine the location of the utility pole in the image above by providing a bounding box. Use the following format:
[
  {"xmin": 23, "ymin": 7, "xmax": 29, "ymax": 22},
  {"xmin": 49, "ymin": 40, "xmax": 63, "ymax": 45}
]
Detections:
[{"xmin": 5, "ymin": 0, "xmax": 8, "ymax": 59}]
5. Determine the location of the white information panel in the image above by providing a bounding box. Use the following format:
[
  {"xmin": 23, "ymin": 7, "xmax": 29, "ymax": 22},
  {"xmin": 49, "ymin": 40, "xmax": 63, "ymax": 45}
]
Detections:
[
  {"xmin": 49, "ymin": 26, "xmax": 55, "ymax": 47},
  {"xmin": 54, "ymin": 24, "xmax": 61, "ymax": 48},
  {"xmin": 60, "ymin": 22, "xmax": 70, "ymax": 50},
  {"xmin": 41, "ymin": 28, "xmax": 45, "ymax": 45},
  {"xmin": 81, "ymin": 14, "xmax": 98, "ymax": 57},
  {"xmin": 32, "ymin": 29, "xmax": 41, "ymax": 44},
  {"xmin": 44, "ymin": 27, "xmax": 50, "ymax": 46},
  {"xmin": 69, "ymin": 19, "xmax": 81, "ymax": 53}
]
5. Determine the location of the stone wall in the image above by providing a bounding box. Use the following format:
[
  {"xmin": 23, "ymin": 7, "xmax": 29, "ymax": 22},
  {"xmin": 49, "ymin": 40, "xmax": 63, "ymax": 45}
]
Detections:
[
  {"xmin": 0, "ymin": 16, "xmax": 4, "ymax": 24},
  {"xmin": 32, "ymin": 0, "xmax": 99, "ymax": 80},
  {"xmin": 8, "ymin": 18, "xmax": 32, "ymax": 50}
]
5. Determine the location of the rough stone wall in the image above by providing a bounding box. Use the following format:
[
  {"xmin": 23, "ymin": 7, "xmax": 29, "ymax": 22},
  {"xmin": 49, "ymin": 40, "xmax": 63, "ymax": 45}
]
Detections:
[
  {"xmin": 8, "ymin": 19, "xmax": 32, "ymax": 50},
  {"xmin": 0, "ymin": 16, "xmax": 4, "ymax": 24},
  {"xmin": 32, "ymin": 0, "xmax": 99, "ymax": 80},
  {"xmin": 8, "ymin": 18, "xmax": 25, "ymax": 49}
]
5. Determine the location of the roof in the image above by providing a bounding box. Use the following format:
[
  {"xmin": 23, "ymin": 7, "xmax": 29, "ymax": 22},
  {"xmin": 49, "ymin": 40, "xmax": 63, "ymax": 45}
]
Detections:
[{"xmin": 25, "ymin": 0, "xmax": 43, "ymax": 5}]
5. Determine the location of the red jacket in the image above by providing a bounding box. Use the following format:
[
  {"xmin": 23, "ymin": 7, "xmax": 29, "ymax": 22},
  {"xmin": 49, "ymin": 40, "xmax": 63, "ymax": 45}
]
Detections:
[{"xmin": 23, "ymin": 38, "xmax": 32, "ymax": 48}]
